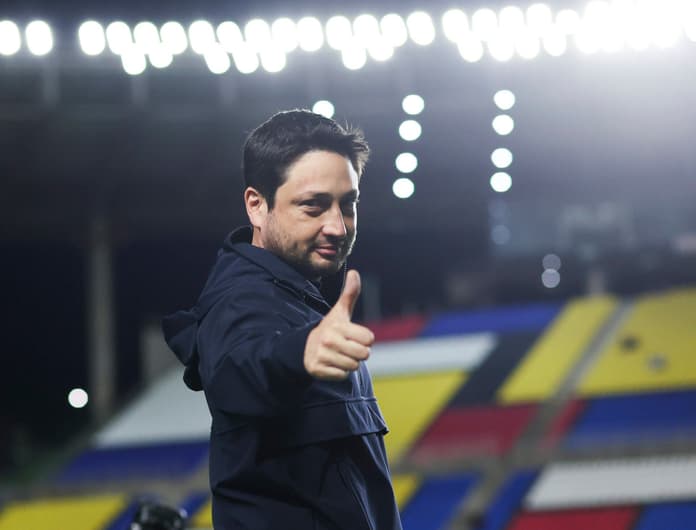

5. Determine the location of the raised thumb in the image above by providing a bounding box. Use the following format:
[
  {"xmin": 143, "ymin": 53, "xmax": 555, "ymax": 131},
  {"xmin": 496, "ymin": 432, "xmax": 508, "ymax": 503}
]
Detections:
[{"xmin": 334, "ymin": 269, "xmax": 361, "ymax": 319}]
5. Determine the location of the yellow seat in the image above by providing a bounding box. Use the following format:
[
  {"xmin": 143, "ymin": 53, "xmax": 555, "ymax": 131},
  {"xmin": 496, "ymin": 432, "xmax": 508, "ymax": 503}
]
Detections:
[{"xmin": 0, "ymin": 494, "xmax": 127, "ymax": 530}]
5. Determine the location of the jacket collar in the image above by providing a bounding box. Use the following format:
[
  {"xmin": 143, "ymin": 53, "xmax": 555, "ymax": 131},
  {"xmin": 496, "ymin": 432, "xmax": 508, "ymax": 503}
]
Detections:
[{"xmin": 223, "ymin": 226, "xmax": 345, "ymax": 306}]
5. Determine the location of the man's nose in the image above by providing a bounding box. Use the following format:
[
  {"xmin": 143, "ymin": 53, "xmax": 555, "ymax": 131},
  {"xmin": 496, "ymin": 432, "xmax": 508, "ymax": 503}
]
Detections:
[{"xmin": 323, "ymin": 206, "xmax": 347, "ymax": 237}]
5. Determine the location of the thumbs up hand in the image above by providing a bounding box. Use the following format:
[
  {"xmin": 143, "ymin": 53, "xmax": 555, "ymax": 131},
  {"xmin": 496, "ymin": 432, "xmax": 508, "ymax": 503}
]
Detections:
[{"xmin": 304, "ymin": 270, "xmax": 375, "ymax": 381}]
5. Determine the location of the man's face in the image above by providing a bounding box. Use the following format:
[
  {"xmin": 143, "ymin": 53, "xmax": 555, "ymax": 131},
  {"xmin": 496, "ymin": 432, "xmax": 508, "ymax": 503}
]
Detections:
[{"xmin": 260, "ymin": 150, "xmax": 359, "ymax": 279}]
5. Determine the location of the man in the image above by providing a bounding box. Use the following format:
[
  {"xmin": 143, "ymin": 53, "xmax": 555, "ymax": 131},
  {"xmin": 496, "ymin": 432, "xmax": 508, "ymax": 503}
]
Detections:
[{"xmin": 163, "ymin": 110, "xmax": 402, "ymax": 530}]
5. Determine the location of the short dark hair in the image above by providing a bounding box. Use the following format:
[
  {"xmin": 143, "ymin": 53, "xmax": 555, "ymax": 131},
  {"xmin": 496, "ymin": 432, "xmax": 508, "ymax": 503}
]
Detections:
[{"xmin": 242, "ymin": 109, "xmax": 370, "ymax": 209}]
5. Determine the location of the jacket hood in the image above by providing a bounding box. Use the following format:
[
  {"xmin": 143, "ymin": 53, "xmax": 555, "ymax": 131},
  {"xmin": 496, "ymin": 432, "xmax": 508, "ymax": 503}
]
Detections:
[{"xmin": 162, "ymin": 225, "xmax": 346, "ymax": 391}]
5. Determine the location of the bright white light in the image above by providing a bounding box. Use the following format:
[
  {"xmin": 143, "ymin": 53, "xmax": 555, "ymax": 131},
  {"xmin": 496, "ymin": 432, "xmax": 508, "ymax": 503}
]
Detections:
[
  {"xmin": 575, "ymin": 1, "xmax": 609, "ymax": 54},
  {"xmin": 271, "ymin": 17, "xmax": 298, "ymax": 52},
  {"xmin": 647, "ymin": 2, "xmax": 682, "ymax": 49},
  {"xmin": 395, "ymin": 152, "xmax": 418, "ymax": 173},
  {"xmin": 515, "ymin": 29, "xmax": 541, "ymax": 59},
  {"xmin": 25, "ymin": 20, "xmax": 53, "ymax": 56},
  {"xmin": 542, "ymin": 268, "xmax": 561, "ymax": 288},
  {"xmin": 232, "ymin": 43, "xmax": 259, "ymax": 74},
  {"xmin": 543, "ymin": 27, "xmax": 568, "ymax": 56},
  {"xmin": 189, "ymin": 20, "xmax": 216, "ymax": 55},
  {"xmin": 685, "ymin": 3, "xmax": 696, "ymax": 42},
  {"xmin": 526, "ymin": 3, "xmax": 553, "ymax": 34},
  {"xmin": 133, "ymin": 21, "xmax": 160, "ymax": 55},
  {"xmin": 381, "ymin": 14, "xmax": 408, "ymax": 47},
  {"xmin": 492, "ymin": 115, "xmax": 514, "ymax": 135},
  {"xmin": 326, "ymin": 16, "xmax": 353, "ymax": 50},
  {"xmin": 341, "ymin": 41, "xmax": 367, "ymax": 70},
  {"xmin": 472, "ymin": 8, "xmax": 498, "ymax": 41},
  {"xmin": 297, "ymin": 17, "xmax": 324, "ymax": 52},
  {"xmin": 68, "ymin": 388, "xmax": 89, "ymax": 409},
  {"xmin": 121, "ymin": 47, "xmax": 146, "ymax": 75},
  {"xmin": 312, "ymin": 100, "xmax": 335, "ymax": 118},
  {"xmin": 399, "ymin": 120, "xmax": 422, "ymax": 141},
  {"xmin": 491, "ymin": 224, "xmax": 511, "ymax": 245},
  {"xmin": 458, "ymin": 34, "xmax": 484, "ymax": 62},
  {"xmin": 354, "ymin": 14, "xmax": 380, "ymax": 45},
  {"xmin": 367, "ymin": 39, "xmax": 394, "ymax": 61},
  {"xmin": 499, "ymin": 6, "xmax": 525, "ymax": 33},
  {"xmin": 78, "ymin": 21, "xmax": 106, "ymax": 56},
  {"xmin": 393, "ymin": 177, "xmax": 415, "ymax": 199},
  {"xmin": 491, "ymin": 148, "xmax": 513, "ymax": 169},
  {"xmin": 442, "ymin": 9, "xmax": 469, "ymax": 42},
  {"xmin": 543, "ymin": 253, "xmax": 562, "ymax": 270},
  {"xmin": 160, "ymin": 22, "xmax": 187, "ymax": 55},
  {"xmin": 556, "ymin": 9, "xmax": 581, "ymax": 34},
  {"xmin": 259, "ymin": 45, "xmax": 286, "ymax": 73},
  {"xmin": 406, "ymin": 11, "xmax": 435, "ymax": 45},
  {"xmin": 106, "ymin": 21, "xmax": 132, "ymax": 55},
  {"xmin": 494, "ymin": 90, "xmax": 515, "ymax": 110},
  {"xmin": 245, "ymin": 18, "xmax": 271, "ymax": 51},
  {"xmin": 148, "ymin": 46, "xmax": 173, "ymax": 68},
  {"xmin": 205, "ymin": 43, "xmax": 231, "ymax": 74},
  {"xmin": 402, "ymin": 94, "xmax": 424, "ymax": 115},
  {"xmin": 487, "ymin": 32, "xmax": 515, "ymax": 61},
  {"xmin": 0, "ymin": 20, "xmax": 21, "ymax": 56},
  {"xmin": 217, "ymin": 21, "xmax": 243, "ymax": 53},
  {"xmin": 490, "ymin": 172, "xmax": 512, "ymax": 192}
]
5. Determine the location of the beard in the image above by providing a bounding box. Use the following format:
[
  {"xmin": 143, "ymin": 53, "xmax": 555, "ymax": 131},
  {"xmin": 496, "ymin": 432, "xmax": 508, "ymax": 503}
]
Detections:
[{"xmin": 264, "ymin": 216, "xmax": 355, "ymax": 279}]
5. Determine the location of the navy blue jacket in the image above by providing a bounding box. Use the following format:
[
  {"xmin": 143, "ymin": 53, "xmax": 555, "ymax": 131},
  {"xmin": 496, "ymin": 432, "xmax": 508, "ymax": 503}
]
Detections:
[{"xmin": 163, "ymin": 227, "xmax": 402, "ymax": 530}]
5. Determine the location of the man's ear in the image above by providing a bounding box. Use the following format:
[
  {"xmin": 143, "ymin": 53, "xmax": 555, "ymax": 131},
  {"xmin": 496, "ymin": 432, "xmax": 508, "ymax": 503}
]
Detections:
[{"xmin": 244, "ymin": 186, "xmax": 268, "ymax": 229}]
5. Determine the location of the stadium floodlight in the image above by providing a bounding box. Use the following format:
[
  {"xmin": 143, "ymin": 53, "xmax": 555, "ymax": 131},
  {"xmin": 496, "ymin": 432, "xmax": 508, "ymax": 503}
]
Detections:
[
  {"xmin": 492, "ymin": 115, "xmax": 514, "ymax": 135},
  {"xmin": 458, "ymin": 34, "xmax": 484, "ymax": 62},
  {"xmin": 488, "ymin": 32, "xmax": 515, "ymax": 61},
  {"xmin": 0, "ymin": 20, "xmax": 21, "ymax": 56},
  {"xmin": 399, "ymin": 120, "xmax": 422, "ymax": 141},
  {"xmin": 442, "ymin": 9, "xmax": 468, "ymax": 43},
  {"xmin": 494, "ymin": 89, "xmax": 515, "ymax": 110},
  {"xmin": 353, "ymin": 14, "xmax": 380, "ymax": 46},
  {"xmin": 491, "ymin": 148, "xmax": 513, "ymax": 169},
  {"xmin": 189, "ymin": 20, "xmax": 216, "ymax": 55},
  {"xmin": 312, "ymin": 100, "xmax": 335, "ymax": 118},
  {"xmin": 245, "ymin": 18, "xmax": 271, "ymax": 51},
  {"xmin": 68, "ymin": 388, "xmax": 89, "ymax": 409},
  {"xmin": 542, "ymin": 253, "xmax": 562, "ymax": 270},
  {"xmin": 25, "ymin": 20, "xmax": 53, "ymax": 56},
  {"xmin": 499, "ymin": 6, "xmax": 525, "ymax": 34},
  {"xmin": 542, "ymin": 27, "xmax": 568, "ymax": 56},
  {"xmin": 685, "ymin": 2, "xmax": 696, "ymax": 42},
  {"xmin": 271, "ymin": 17, "xmax": 298, "ymax": 52},
  {"xmin": 393, "ymin": 177, "xmax": 415, "ymax": 199},
  {"xmin": 217, "ymin": 21, "xmax": 243, "ymax": 53},
  {"xmin": 297, "ymin": 17, "xmax": 324, "ymax": 51},
  {"xmin": 380, "ymin": 13, "xmax": 408, "ymax": 47},
  {"xmin": 341, "ymin": 41, "xmax": 367, "ymax": 70},
  {"xmin": 78, "ymin": 21, "xmax": 106, "ymax": 56},
  {"xmin": 515, "ymin": 30, "xmax": 541, "ymax": 59},
  {"xmin": 556, "ymin": 9, "xmax": 581, "ymax": 34},
  {"xmin": 326, "ymin": 16, "xmax": 352, "ymax": 50},
  {"xmin": 542, "ymin": 268, "xmax": 561, "ymax": 288},
  {"xmin": 647, "ymin": 3, "xmax": 682, "ymax": 49},
  {"xmin": 160, "ymin": 22, "xmax": 188, "ymax": 55},
  {"xmin": 526, "ymin": 3, "xmax": 553, "ymax": 34},
  {"xmin": 232, "ymin": 43, "xmax": 259, "ymax": 74},
  {"xmin": 121, "ymin": 47, "xmax": 147, "ymax": 75},
  {"xmin": 204, "ymin": 43, "xmax": 231, "ymax": 74},
  {"xmin": 490, "ymin": 172, "xmax": 512, "ymax": 192},
  {"xmin": 106, "ymin": 21, "xmax": 132, "ymax": 55},
  {"xmin": 133, "ymin": 21, "xmax": 160, "ymax": 55},
  {"xmin": 402, "ymin": 94, "xmax": 424, "ymax": 115},
  {"xmin": 395, "ymin": 152, "xmax": 418, "ymax": 173},
  {"xmin": 406, "ymin": 11, "xmax": 435, "ymax": 45},
  {"xmin": 148, "ymin": 46, "xmax": 173, "ymax": 68},
  {"xmin": 471, "ymin": 8, "xmax": 498, "ymax": 41},
  {"xmin": 367, "ymin": 39, "xmax": 394, "ymax": 61},
  {"xmin": 259, "ymin": 45, "xmax": 286, "ymax": 73}
]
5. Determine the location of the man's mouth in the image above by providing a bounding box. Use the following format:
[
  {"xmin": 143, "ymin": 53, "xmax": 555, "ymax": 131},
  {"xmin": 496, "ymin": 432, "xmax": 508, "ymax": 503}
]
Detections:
[{"xmin": 315, "ymin": 245, "xmax": 339, "ymax": 259}]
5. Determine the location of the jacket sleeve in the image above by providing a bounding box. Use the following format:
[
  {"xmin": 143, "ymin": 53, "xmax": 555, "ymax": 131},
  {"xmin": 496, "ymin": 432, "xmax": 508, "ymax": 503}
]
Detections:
[{"xmin": 196, "ymin": 286, "xmax": 318, "ymax": 417}]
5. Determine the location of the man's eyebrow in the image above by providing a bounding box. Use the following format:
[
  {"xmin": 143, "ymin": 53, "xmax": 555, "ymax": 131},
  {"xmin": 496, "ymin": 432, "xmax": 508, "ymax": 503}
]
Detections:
[{"xmin": 292, "ymin": 190, "xmax": 360, "ymax": 203}]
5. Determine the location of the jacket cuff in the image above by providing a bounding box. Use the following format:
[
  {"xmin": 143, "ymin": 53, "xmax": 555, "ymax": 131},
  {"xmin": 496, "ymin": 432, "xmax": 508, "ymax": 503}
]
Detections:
[{"xmin": 273, "ymin": 322, "xmax": 318, "ymax": 386}]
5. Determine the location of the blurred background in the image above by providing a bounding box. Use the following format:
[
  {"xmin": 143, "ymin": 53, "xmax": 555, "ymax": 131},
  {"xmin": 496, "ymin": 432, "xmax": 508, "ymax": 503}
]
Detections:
[{"xmin": 2, "ymin": 0, "xmax": 696, "ymax": 528}]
